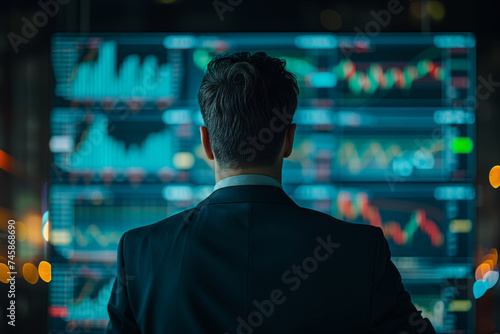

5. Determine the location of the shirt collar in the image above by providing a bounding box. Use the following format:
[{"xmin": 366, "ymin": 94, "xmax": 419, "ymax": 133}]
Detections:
[{"xmin": 213, "ymin": 174, "xmax": 283, "ymax": 192}]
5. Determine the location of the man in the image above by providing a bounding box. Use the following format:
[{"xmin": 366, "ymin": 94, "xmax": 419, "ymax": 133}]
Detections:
[{"xmin": 106, "ymin": 51, "xmax": 436, "ymax": 333}]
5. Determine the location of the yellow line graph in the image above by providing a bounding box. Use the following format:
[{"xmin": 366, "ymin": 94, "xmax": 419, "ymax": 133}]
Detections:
[{"xmin": 338, "ymin": 138, "xmax": 443, "ymax": 173}]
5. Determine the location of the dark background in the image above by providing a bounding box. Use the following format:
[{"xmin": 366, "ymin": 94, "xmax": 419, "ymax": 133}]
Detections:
[{"xmin": 0, "ymin": 0, "xmax": 499, "ymax": 333}]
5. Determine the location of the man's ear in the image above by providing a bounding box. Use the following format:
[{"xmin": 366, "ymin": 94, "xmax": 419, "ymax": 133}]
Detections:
[
  {"xmin": 200, "ymin": 126, "xmax": 214, "ymax": 160},
  {"xmin": 283, "ymin": 123, "xmax": 296, "ymax": 158}
]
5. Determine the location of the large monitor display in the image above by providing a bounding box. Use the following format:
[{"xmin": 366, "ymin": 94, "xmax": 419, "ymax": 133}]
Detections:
[{"xmin": 49, "ymin": 33, "xmax": 476, "ymax": 333}]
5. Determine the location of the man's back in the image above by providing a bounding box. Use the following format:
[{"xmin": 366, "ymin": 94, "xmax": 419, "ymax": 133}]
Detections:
[{"xmin": 107, "ymin": 185, "xmax": 435, "ymax": 334}]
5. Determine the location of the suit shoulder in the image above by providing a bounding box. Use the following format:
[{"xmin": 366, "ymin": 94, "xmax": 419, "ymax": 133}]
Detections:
[{"xmin": 296, "ymin": 205, "xmax": 382, "ymax": 236}]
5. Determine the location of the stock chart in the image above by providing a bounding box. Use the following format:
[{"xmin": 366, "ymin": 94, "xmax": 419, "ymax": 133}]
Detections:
[{"xmin": 49, "ymin": 33, "xmax": 476, "ymax": 333}]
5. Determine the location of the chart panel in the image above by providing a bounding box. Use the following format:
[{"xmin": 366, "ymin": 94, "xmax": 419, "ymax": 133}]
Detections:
[{"xmin": 49, "ymin": 33, "xmax": 476, "ymax": 333}]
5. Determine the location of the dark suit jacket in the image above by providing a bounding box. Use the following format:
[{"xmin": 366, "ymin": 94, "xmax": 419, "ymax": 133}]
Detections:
[{"xmin": 106, "ymin": 185, "xmax": 436, "ymax": 334}]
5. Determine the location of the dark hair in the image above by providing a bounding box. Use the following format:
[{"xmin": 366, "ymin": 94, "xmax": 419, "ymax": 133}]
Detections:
[{"xmin": 198, "ymin": 51, "xmax": 299, "ymax": 169}]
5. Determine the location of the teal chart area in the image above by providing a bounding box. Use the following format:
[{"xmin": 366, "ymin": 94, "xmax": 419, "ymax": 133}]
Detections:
[{"xmin": 49, "ymin": 33, "xmax": 476, "ymax": 333}]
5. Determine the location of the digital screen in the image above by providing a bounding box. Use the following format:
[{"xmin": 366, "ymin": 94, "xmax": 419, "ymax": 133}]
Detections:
[{"xmin": 49, "ymin": 33, "xmax": 476, "ymax": 333}]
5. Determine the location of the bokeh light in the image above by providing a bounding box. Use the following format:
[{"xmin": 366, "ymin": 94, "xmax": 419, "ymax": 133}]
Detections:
[
  {"xmin": 489, "ymin": 165, "xmax": 500, "ymax": 188},
  {"xmin": 0, "ymin": 263, "xmax": 11, "ymax": 284},
  {"xmin": 0, "ymin": 149, "xmax": 16, "ymax": 175},
  {"xmin": 38, "ymin": 261, "xmax": 52, "ymax": 283},
  {"xmin": 410, "ymin": 1, "xmax": 445, "ymax": 21},
  {"xmin": 474, "ymin": 248, "xmax": 499, "ymax": 299},
  {"xmin": 16, "ymin": 221, "xmax": 27, "ymax": 242},
  {"xmin": 173, "ymin": 152, "xmax": 195, "ymax": 169},
  {"xmin": 476, "ymin": 262, "xmax": 492, "ymax": 281},
  {"xmin": 43, "ymin": 221, "xmax": 50, "ymax": 242},
  {"xmin": 428, "ymin": 1, "xmax": 445, "ymax": 21},
  {"xmin": 410, "ymin": 1, "xmax": 424, "ymax": 19},
  {"xmin": 320, "ymin": 9, "xmax": 342, "ymax": 30},
  {"xmin": 23, "ymin": 263, "xmax": 39, "ymax": 284},
  {"xmin": 91, "ymin": 190, "xmax": 104, "ymax": 205},
  {"xmin": 25, "ymin": 211, "xmax": 43, "ymax": 246},
  {"xmin": 42, "ymin": 211, "xmax": 50, "ymax": 242}
]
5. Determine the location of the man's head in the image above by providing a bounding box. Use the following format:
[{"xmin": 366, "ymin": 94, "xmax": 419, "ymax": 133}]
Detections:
[{"xmin": 198, "ymin": 51, "xmax": 299, "ymax": 180}]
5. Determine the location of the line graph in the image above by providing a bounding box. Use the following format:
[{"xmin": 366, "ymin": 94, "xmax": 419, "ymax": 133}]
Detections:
[
  {"xmin": 336, "ymin": 137, "xmax": 443, "ymax": 176},
  {"xmin": 74, "ymin": 224, "xmax": 122, "ymax": 248},
  {"xmin": 336, "ymin": 191, "xmax": 443, "ymax": 247},
  {"xmin": 72, "ymin": 197, "xmax": 171, "ymax": 252}
]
